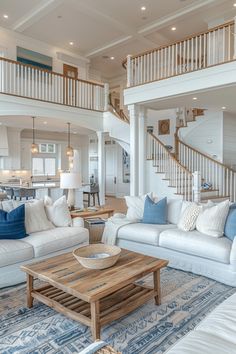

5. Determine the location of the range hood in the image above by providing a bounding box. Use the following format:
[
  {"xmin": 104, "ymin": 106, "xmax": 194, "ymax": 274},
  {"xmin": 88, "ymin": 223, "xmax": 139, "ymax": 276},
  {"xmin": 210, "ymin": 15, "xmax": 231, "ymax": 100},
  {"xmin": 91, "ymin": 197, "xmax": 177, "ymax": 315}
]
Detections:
[{"xmin": 0, "ymin": 126, "xmax": 9, "ymax": 156}]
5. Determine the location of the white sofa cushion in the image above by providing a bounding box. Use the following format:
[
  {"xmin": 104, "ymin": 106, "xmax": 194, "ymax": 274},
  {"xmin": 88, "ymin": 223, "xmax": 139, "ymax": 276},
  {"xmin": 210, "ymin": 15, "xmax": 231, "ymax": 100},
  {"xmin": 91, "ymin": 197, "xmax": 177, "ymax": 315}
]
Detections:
[
  {"xmin": 166, "ymin": 330, "xmax": 236, "ymax": 354},
  {"xmin": 118, "ymin": 223, "xmax": 176, "ymax": 246},
  {"xmin": 159, "ymin": 228, "xmax": 232, "ymax": 263},
  {"xmin": 23, "ymin": 227, "xmax": 89, "ymax": 257},
  {"xmin": 196, "ymin": 199, "xmax": 230, "ymax": 237},
  {"xmin": 0, "ymin": 239, "xmax": 33, "ymax": 267},
  {"xmin": 197, "ymin": 293, "xmax": 236, "ymax": 345},
  {"xmin": 44, "ymin": 195, "xmax": 72, "ymax": 227},
  {"xmin": 25, "ymin": 200, "xmax": 54, "ymax": 234}
]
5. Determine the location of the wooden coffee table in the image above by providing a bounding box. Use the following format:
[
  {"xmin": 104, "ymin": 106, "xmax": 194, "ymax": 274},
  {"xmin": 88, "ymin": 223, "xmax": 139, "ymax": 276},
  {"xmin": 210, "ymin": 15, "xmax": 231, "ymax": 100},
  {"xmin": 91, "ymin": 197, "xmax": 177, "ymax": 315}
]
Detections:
[
  {"xmin": 70, "ymin": 207, "xmax": 114, "ymax": 219},
  {"xmin": 21, "ymin": 249, "xmax": 168, "ymax": 340}
]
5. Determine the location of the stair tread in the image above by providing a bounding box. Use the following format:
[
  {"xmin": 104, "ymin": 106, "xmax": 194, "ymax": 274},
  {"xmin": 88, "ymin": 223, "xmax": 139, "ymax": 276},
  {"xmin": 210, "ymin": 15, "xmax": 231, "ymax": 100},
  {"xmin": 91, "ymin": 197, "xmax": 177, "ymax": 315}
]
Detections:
[
  {"xmin": 200, "ymin": 189, "xmax": 219, "ymax": 193},
  {"xmin": 201, "ymin": 195, "xmax": 230, "ymax": 200}
]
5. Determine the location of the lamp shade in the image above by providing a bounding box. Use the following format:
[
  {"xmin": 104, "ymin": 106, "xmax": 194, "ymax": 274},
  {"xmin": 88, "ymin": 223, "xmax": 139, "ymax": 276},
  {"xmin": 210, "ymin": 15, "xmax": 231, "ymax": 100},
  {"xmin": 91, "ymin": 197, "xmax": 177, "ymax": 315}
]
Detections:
[{"xmin": 60, "ymin": 172, "xmax": 81, "ymax": 189}]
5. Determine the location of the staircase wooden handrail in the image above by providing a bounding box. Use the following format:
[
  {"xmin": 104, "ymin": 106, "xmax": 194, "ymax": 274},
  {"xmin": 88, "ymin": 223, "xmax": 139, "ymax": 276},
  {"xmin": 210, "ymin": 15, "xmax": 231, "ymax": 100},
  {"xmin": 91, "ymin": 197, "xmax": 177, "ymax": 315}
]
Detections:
[
  {"xmin": 122, "ymin": 20, "xmax": 234, "ymax": 67},
  {"xmin": 149, "ymin": 132, "xmax": 192, "ymax": 175},
  {"xmin": 176, "ymin": 136, "xmax": 235, "ymax": 173},
  {"xmin": 0, "ymin": 56, "xmax": 105, "ymax": 87},
  {"xmin": 109, "ymin": 102, "xmax": 130, "ymax": 123}
]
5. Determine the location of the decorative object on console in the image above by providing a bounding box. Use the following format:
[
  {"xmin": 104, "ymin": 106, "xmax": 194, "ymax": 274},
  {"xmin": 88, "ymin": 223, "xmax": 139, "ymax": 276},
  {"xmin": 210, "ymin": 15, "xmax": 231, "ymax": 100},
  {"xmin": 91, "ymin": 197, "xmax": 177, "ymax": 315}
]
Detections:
[
  {"xmin": 0, "ymin": 204, "xmax": 26, "ymax": 239},
  {"xmin": 66, "ymin": 122, "xmax": 74, "ymax": 157},
  {"xmin": 60, "ymin": 172, "xmax": 81, "ymax": 210},
  {"xmin": 178, "ymin": 202, "xmax": 202, "ymax": 231},
  {"xmin": 44, "ymin": 195, "xmax": 72, "ymax": 227},
  {"xmin": 142, "ymin": 196, "xmax": 167, "ymax": 224},
  {"xmin": 158, "ymin": 119, "xmax": 170, "ymax": 135},
  {"xmin": 196, "ymin": 199, "xmax": 230, "ymax": 237},
  {"xmin": 73, "ymin": 244, "xmax": 121, "ymax": 269},
  {"xmin": 224, "ymin": 203, "xmax": 236, "ymax": 241},
  {"xmin": 30, "ymin": 116, "xmax": 39, "ymax": 154}
]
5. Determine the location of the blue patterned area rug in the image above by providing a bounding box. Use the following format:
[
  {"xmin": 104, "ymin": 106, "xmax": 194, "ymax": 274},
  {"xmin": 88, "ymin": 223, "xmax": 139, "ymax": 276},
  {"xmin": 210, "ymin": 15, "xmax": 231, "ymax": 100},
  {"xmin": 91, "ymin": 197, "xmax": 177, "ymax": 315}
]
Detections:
[{"xmin": 0, "ymin": 268, "xmax": 235, "ymax": 354}]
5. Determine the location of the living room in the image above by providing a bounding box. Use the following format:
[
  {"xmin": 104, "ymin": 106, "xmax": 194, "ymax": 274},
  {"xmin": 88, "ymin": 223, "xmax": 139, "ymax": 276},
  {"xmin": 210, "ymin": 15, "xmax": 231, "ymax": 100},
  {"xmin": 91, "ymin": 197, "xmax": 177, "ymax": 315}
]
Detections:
[{"xmin": 1, "ymin": 0, "xmax": 236, "ymax": 353}]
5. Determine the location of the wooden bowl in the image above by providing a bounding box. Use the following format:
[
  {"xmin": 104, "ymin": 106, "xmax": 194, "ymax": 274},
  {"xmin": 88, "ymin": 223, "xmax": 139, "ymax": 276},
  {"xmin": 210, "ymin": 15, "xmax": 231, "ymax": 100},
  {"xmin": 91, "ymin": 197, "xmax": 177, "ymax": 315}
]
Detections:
[{"xmin": 73, "ymin": 244, "xmax": 121, "ymax": 270}]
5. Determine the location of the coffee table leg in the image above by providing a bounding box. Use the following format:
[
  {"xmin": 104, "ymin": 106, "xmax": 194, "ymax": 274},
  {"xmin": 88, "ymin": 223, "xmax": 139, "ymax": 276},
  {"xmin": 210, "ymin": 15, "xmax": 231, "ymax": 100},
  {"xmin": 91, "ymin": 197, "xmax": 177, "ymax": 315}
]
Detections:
[
  {"xmin": 91, "ymin": 301, "xmax": 101, "ymax": 340},
  {"xmin": 153, "ymin": 270, "xmax": 161, "ymax": 305},
  {"xmin": 27, "ymin": 274, "xmax": 34, "ymax": 308}
]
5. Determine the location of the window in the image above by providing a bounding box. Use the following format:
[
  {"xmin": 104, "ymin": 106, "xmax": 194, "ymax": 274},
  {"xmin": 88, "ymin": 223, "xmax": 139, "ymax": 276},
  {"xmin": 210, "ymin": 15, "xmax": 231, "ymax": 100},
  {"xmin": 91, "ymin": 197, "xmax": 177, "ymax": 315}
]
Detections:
[
  {"xmin": 39, "ymin": 143, "xmax": 56, "ymax": 153},
  {"xmin": 32, "ymin": 157, "xmax": 56, "ymax": 176}
]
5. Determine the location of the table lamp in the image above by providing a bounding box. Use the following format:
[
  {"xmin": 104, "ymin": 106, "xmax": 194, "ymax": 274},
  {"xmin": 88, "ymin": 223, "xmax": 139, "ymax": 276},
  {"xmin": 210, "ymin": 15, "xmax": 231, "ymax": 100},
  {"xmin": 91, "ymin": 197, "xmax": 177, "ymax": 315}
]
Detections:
[{"xmin": 60, "ymin": 172, "xmax": 81, "ymax": 210}]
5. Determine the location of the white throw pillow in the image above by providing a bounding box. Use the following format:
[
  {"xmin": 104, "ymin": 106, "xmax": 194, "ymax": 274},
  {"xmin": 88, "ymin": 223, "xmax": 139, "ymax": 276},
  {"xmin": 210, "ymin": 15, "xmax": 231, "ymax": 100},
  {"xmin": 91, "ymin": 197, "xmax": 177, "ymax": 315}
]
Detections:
[
  {"xmin": 196, "ymin": 199, "xmax": 230, "ymax": 237},
  {"xmin": 44, "ymin": 195, "xmax": 72, "ymax": 227},
  {"xmin": 125, "ymin": 193, "xmax": 157, "ymax": 221},
  {"xmin": 25, "ymin": 199, "xmax": 54, "ymax": 234},
  {"xmin": 167, "ymin": 199, "xmax": 183, "ymax": 224},
  {"xmin": 177, "ymin": 202, "xmax": 202, "ymax": 231}
]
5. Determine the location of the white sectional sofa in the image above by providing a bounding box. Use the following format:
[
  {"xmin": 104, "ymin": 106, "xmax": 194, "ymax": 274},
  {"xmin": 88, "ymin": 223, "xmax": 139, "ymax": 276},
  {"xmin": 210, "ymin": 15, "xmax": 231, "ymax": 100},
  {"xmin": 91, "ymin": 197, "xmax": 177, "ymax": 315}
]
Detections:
[
  {"xmin": 0, "ymin": 200, "xmax": 89, "ymax": 288},
  {"xmin": 166, "ymin": 291, "xmax": 236, "ymax": 354},
  {"xmin": 114, "ymin": 199, "xmax": 236, "ymax": 286}
]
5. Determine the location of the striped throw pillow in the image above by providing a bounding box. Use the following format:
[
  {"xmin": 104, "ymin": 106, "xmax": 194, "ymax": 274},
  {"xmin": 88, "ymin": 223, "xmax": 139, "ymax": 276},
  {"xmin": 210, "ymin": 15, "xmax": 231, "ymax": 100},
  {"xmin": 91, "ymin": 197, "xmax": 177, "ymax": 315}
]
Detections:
[{"xmin": 0, "ymin": 204, "xmax": 27, "ymax": 239}]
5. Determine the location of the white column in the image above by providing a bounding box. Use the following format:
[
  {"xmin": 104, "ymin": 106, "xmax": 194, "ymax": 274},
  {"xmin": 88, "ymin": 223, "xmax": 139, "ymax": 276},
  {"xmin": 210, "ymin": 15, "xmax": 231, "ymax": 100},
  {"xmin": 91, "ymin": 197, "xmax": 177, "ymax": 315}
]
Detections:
[
  {"xmin": 128, "ymin": 104, "xmax": 139, "ymax": 196},
  {"xmin": 234, "ymin": 17, "xmax": 236, "ymax": 59},
  {"xmin": 138, "ymin": 107, "xmax": 147, "ymax": 195},
  {"xmin": 104, "ymin": 83, "xmax": 109, "ymax": 111},
  {"xmin": 193, "ymin": 171, "xmax": 201, "ymax": 203},
  {"xmin": 97, "ymin": 131, "xmax": 106, "ymax": 206},
  {"xmin": 127, "ymin": 55, "xmax": 132, "ymax": 88}
]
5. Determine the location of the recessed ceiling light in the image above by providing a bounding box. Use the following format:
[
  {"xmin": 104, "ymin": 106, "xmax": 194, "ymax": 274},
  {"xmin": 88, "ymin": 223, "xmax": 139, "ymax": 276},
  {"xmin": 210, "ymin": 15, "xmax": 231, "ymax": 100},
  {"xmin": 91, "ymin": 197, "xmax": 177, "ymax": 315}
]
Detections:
[
  {"xmin": 43, "ymin": 121, "xmax": 47, "ymax": 125},
  {"xmin": 0, "ymin": 122, "xmax": 2, "ymax": 125},
  {"xmin": 171, "ymin": 27, "xmax": 177, "ymax": 31},
  {"xmin": 234, "ymin": 3, "xmax": 236, "ymax": 7},
  {"xmin": 69, "ymin": 41, "xmax": 74, "ymax": 46},
  {"xmin": 222, "ymin": 106, "xmax": 226, "ymax": 110},
  {"xmin": 110, "ymin": 56, "xmax": 115, "ymax": 60},
  {"xmin": 73, "ymin": 131, "xmax": 77, "ymax": 134},
  {"xmin": 3, "ymin": 14, "xmax": 8, "ymax": 19},
  {"xmin": 192, "ymin": 97, "xmax": 198, "ymax": 100},
  {"xmin": 141, "ymin": 6, "xmax": 146, "ymax": 11}
]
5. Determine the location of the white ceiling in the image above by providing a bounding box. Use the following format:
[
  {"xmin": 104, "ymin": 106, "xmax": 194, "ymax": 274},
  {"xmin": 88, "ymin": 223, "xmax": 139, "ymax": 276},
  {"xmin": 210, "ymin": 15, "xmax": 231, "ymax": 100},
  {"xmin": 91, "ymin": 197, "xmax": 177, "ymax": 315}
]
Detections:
[
  {"xmin": 0, "ymin": 0, "xmax": 235, "ymax": 79},
  {"xmin": 0, "ymin": 115, "xmax": 93, "ymax": 135}
]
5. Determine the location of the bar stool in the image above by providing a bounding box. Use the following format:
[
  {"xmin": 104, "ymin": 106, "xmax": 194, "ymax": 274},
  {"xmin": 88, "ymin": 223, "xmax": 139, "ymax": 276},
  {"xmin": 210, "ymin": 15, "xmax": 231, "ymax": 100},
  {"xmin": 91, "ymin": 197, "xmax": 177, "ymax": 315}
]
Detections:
[
  {"xmin": 13, "ymin": 188, "xmax": 36, "ymax": 200},
  {"xmin": 4, "ymin": 187, "xmax": 14, "ymax": 199},
  {"xmin": 83, "ymin": 183, "xmax": 100, "ymax": 207}
]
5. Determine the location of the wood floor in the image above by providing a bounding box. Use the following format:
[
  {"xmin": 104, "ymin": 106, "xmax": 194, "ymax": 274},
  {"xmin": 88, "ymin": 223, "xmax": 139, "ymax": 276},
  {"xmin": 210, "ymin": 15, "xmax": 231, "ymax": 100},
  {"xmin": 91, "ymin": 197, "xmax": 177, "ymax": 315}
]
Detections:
[{"xmin": 104, "ymin": 196, "xmax": 127, "ymax": 214}]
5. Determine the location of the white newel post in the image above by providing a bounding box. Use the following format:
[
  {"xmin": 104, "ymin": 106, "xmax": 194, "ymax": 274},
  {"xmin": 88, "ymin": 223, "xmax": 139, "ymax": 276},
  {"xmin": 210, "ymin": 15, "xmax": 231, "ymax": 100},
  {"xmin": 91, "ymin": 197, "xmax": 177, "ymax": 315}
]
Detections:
[
  {"xmin": 234, "ymin": 17, "xmax": 236, "ymax": 59},
  {"xmin": 97, "ymin": 131, "xmax": 106, "ymax": 206},
  {"xmin": 128, "ymin": 104, "xmax": 139, "ymax": 196},
  {"xmin": 138, "ymin": 107, "xmax": 147, "ymax": 195},
  {"xmin": 104, "ymin": 83, "xmax": 109, "ymax": 111},
  {"xmin": 193, "ymin": 171, "xmax": 201, "ymax": 203},
  {"xmin": 127, "ymin": 55, "xmax": 132, "ymax": 88}
]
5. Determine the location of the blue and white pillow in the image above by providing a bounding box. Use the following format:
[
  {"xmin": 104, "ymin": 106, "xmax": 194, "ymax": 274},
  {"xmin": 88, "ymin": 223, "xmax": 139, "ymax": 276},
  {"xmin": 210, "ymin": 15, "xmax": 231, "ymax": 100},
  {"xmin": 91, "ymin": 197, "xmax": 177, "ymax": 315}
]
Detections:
[
  {"xmin": 0, "ymin": 204, "xmax": 27, "ymax": 239},
  {"xmin": 142, "ymin": 196, "xmax": 167, "ymax": 224}
]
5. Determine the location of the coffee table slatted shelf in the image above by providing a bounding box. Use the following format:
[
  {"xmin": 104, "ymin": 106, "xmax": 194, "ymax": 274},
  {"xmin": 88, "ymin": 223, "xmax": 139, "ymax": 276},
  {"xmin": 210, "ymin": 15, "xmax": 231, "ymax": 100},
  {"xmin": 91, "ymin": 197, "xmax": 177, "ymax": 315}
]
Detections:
[{"xmin": 21, "ymin": 250, "xmax": 168, "ymax": 340}]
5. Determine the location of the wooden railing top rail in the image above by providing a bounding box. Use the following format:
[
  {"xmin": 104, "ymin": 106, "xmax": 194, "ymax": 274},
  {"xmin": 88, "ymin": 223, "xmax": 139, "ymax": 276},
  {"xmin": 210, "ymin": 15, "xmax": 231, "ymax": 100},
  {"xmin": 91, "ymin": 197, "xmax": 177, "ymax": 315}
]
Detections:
[
  {"xmin": 177, "ymin": 136, "xmax": 235, "ymax": 173},
  {"xmin": 149, "ymin": 132, "xmax": 192, "ymax": 175},
  {"xmin": 109, "ymin": 102, "xmax": 129, "ymax": 123},
  {"xmin": 122, "ymin": 20, "xmax": 234, "ymax": 68},
  {"xmin": 0, "ymin": 56, "xmax": 105, "ymax": 88}
]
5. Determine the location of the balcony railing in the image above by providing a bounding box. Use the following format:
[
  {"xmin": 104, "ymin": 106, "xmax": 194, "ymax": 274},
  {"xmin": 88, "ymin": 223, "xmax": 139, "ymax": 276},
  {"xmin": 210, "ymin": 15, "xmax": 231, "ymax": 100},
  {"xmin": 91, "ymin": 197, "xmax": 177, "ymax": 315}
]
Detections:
[
  {"xmin": 0, "ymin": 57, "xmax": 106, "ymax": 112},
  {"xmin": 124, "ymin": 20, "xmax": 235, "ymax": 87}
]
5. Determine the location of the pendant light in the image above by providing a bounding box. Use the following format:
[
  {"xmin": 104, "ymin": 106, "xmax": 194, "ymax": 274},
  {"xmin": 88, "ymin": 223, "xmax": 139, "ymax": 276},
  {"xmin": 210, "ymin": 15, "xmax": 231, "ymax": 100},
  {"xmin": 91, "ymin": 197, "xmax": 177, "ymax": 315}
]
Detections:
[
  {"xmin": 66, "ymin": 122, "xmax": 74, "ymax": 157},
  {"xmin": 31, "ymin": 116, "xmax": 39, "ymax": 154}
]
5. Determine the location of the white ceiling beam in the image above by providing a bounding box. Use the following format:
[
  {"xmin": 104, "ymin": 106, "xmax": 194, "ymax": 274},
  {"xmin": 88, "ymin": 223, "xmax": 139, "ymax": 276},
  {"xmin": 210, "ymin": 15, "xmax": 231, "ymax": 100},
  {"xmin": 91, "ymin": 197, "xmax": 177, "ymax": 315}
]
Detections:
[
  {"xmin": 86, "ymin": 36, "xmax": 133, "ymax": 57},
  {"xmin": 12, "ymin": 0, "xmax": 64, "ymax": 32},
  {"xmin": 138, "ymin": 0, "xmax": 224, "ymax": 35}
]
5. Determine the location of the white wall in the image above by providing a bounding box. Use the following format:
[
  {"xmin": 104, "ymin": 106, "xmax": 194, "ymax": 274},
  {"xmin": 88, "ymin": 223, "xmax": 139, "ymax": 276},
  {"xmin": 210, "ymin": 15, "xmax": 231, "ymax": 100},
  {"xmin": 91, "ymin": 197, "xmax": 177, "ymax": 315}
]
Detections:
[
  {"xmin": 0, "ymin": 127, "xmax": 21, "ymax": 170},
  {"xmin": 223, "ymin": 112, "xmax": 236, "ymax": 168},
  {"xmin": 0, "ymin": 25, "xmax": 91, "ymax": 80},
  {"xmin": 147, "ymin": 108, "xmax": 177, "ymax": 150},
  {"xmin": 180, "ymin": 111, "xmax": 224, "ymax": 162}
]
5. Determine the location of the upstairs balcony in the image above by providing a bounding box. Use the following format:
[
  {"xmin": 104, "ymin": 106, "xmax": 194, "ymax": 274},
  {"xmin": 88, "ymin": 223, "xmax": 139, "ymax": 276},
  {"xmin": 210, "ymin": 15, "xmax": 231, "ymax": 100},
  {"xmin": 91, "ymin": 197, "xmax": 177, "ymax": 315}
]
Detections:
[
  {"xmin": 124, "ymin": 20, "xmax": 236, "ymax": 99},
  {"xmin": 0, "ymin": 57, "xmax": 107, "ymax": 112}
]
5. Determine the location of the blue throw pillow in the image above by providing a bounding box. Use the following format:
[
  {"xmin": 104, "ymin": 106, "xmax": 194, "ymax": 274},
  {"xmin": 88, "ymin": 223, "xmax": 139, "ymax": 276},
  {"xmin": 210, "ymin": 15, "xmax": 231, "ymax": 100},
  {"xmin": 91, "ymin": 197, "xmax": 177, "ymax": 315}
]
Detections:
[
  {"xmin": 142, "ymin": 196, "xmax": 167, "ymax": 224},
  {"xmin": 224, "ymin": 203, "xmax": 236, "ymax": 241},
  {"xmin": 0, "ymin": 204, "xmax": 27, "ymax": 239}
]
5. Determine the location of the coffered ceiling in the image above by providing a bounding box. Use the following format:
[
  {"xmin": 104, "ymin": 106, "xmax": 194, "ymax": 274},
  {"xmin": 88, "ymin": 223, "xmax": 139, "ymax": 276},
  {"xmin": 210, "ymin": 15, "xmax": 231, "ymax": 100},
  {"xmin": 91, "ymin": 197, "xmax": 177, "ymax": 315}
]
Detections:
[{"xmin": 0, "ymin": 0, "xmax": 235, "ymax": 79}]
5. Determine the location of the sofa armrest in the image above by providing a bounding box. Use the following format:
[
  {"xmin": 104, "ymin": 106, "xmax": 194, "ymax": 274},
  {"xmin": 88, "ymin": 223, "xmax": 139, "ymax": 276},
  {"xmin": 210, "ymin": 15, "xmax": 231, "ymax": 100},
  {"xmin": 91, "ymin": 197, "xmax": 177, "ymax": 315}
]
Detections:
[
  {"xmin": 71, "ymin": 217, "xmax": 84, "ymax": 228},
  {"xmin": 230, "ymin": 237, "xmax": 236, "ymax": 267}
]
